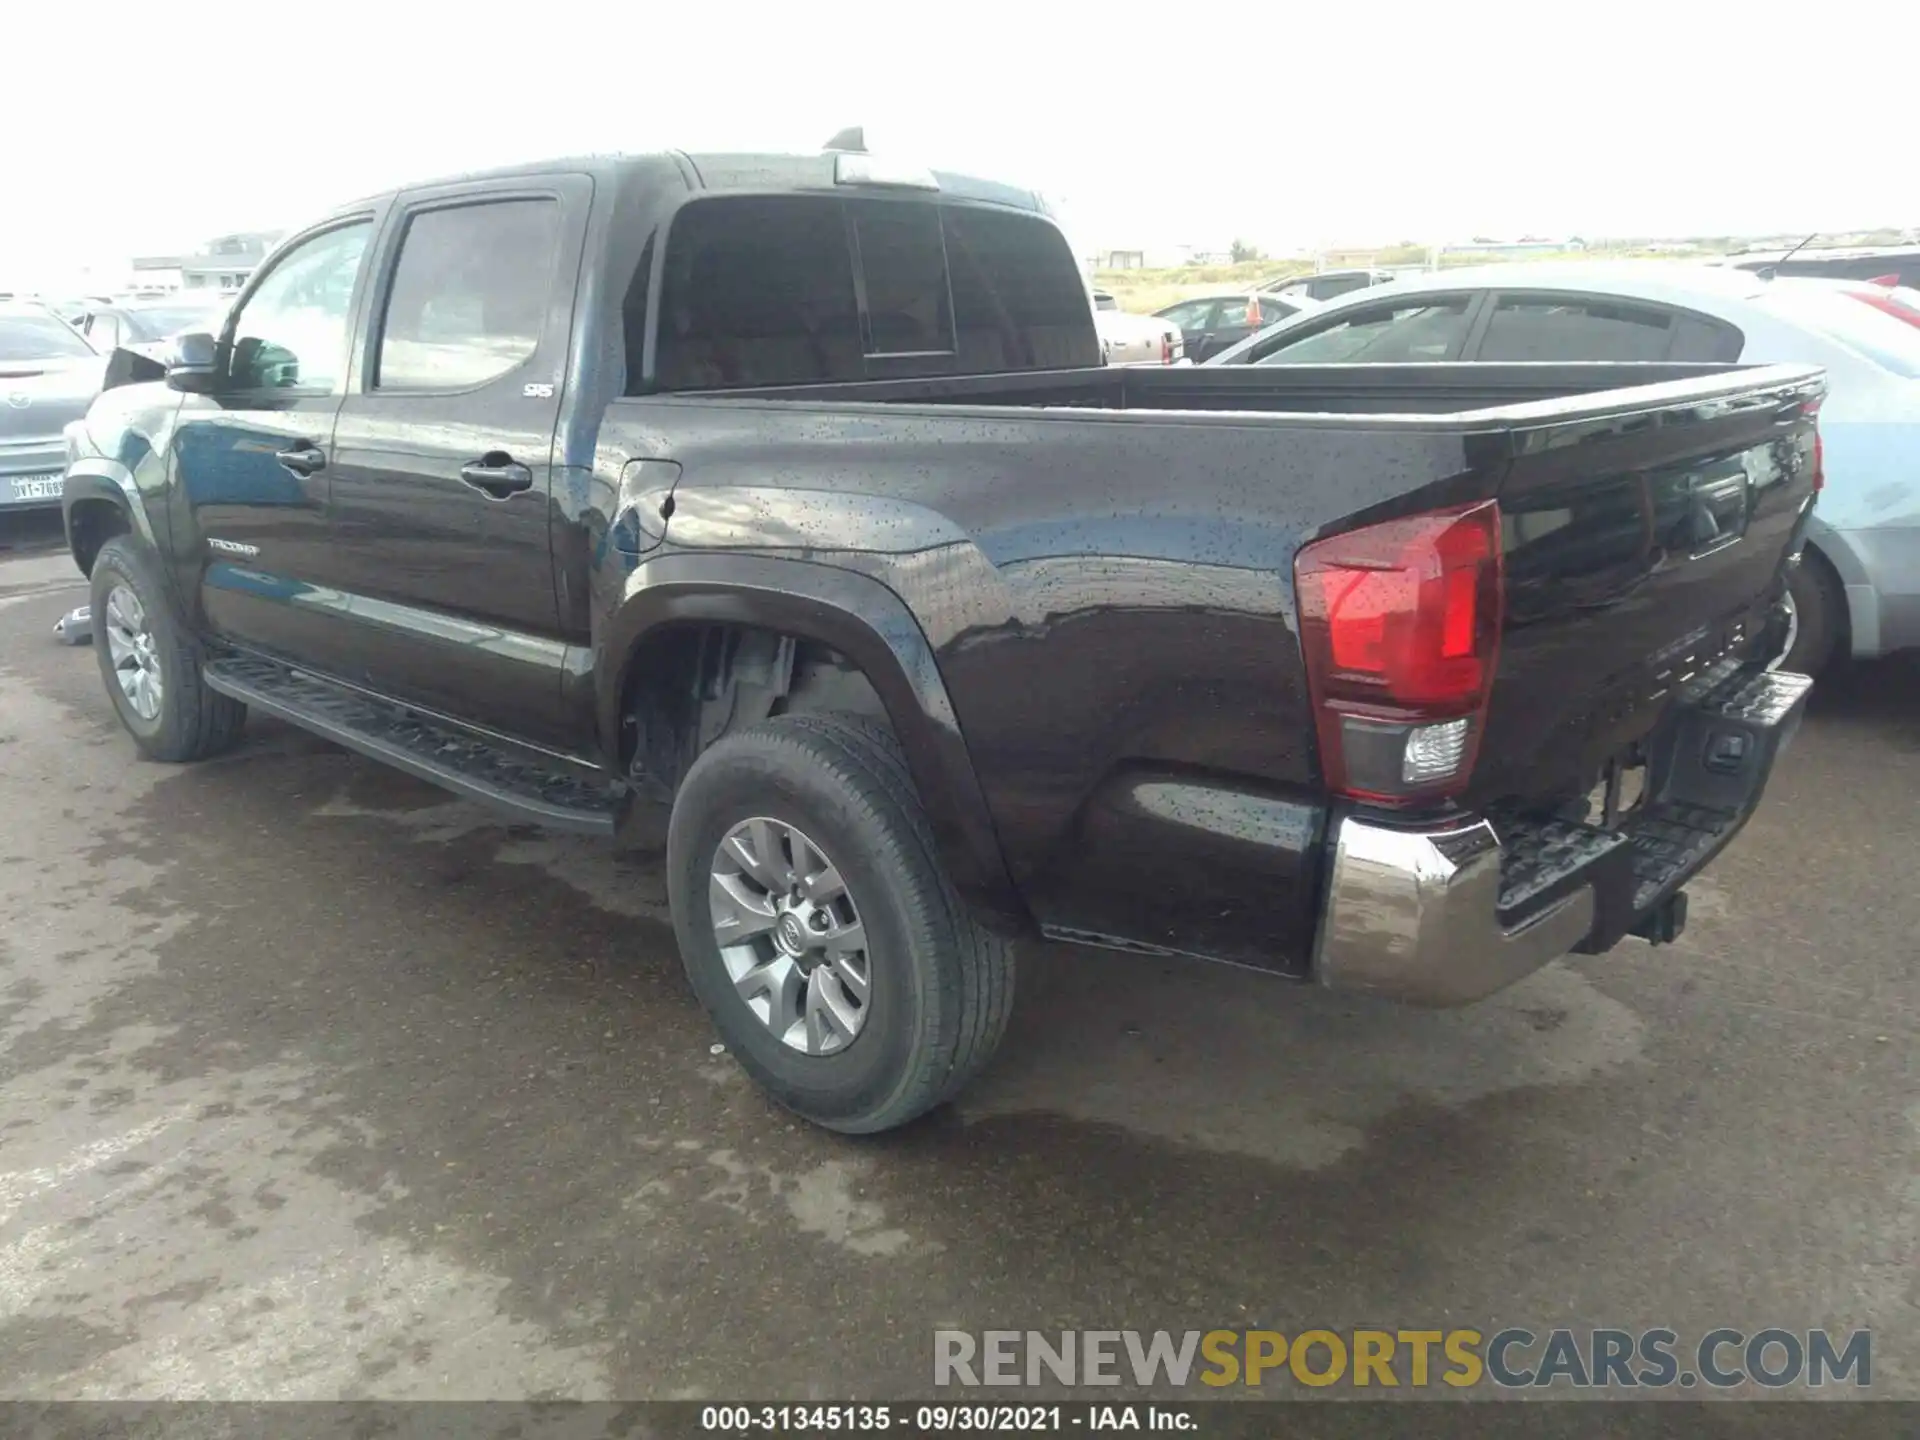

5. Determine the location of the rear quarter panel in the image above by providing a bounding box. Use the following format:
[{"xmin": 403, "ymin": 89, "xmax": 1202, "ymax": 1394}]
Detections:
[{"xmin": 604, "ymin": 397, "xmax": 1482, "ymax": 971}]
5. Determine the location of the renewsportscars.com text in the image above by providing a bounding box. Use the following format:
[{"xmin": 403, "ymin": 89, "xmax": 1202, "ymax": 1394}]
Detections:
[{"xmin": 933, "ymin": 1327, "xmax": 1872, "ymax": 1391}]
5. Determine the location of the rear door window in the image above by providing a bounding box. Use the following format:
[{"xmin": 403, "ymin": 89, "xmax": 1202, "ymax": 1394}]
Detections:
[
  {"xmin": 1475, "ymin": 295, "xmax": 1680, "ymax": 362},
  {"xmin": 1156, "ymin": 300, "xmax": 1213, "ymax": 331},
  {"xmin": 1253, "ymin": 295, "xmax": 1476, "ymax": 364}
]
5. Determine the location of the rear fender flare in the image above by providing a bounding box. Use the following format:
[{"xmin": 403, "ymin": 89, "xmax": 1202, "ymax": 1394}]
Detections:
[{"xmin": 597, "ymin": 552, "xmax": 1027, "ymax": 932}]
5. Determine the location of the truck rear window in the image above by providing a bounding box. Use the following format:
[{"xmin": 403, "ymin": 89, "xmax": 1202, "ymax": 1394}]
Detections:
[{"xmin": 650, "ymin": 194, "xmax": 1096, "ymax": 390}]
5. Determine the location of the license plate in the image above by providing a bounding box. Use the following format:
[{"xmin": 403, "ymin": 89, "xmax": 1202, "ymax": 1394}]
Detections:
[{"xmin": 6, "ymin": 473, "xmax": 63, "ymax": 502}]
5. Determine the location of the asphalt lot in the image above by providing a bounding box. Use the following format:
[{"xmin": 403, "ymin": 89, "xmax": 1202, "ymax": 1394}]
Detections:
[{"xmin": 0, "ymin": 514, "xmax": 1913, "ymax": 1403}]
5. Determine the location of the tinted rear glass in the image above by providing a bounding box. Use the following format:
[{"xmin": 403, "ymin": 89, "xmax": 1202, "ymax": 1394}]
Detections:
[
  {"xmin": 1476, "ymin": 296, "xmax": 1677, "ymax": 362},
  {"xmin": 648, "ymin": 194, "xmax": 1098, "ymax": 390},
  {"xmin": 655, "ymin": 196, "xmax": 862, "ymax": 390},
  {"xmin": 850, "ymin": 200, "xmax": 954, "ymax": 356},
  {"xmin": 941, "ymin": 205, "xmax": 1099, "ymax": 370},
  {"xmin": 0, "ymin": 313, "xmax": 95, "ymax": 360}
]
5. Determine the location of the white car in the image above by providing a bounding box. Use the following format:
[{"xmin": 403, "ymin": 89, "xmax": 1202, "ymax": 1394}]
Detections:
[
  {"xmin": 1210, "ymin": 261, "xmax": 1920, "ymax": 675},
  {"xmin": 1090, "ymin": 290, "xmax": 1184, "ymax": 366}
]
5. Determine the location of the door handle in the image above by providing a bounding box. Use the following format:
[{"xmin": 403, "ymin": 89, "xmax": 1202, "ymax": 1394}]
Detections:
[
  {"xmin": 458, "ymin": 454, "xmax": 534, "ymax": 499},
  {"xmin": 275, "ymin": 443, "xmax": 327, "ymax": 477}
]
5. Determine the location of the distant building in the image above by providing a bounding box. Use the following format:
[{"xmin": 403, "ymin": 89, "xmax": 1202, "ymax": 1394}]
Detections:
[
  {"xmin": 1088, "ymin": 242, "xmax": 1235, "ymax": 271},
  {"xmin": 1439, "ymin": 238, "xmax": 1585, "ymax": 259},
  {"xmin": 128, "ymin": 230, "xmax": 284, "ymax": 294}
]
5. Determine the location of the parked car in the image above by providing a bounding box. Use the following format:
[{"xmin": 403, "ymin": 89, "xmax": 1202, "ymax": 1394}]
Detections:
[
  {"xmin": 1262, "ymin": 268, "xmax": 1398, "ymax": 302},
  {"xmin": 1152, "ymin": 291, "xmax": 1318, "ymax": 362},
  {"xmin": 65, "ymin": 148, "xmax": 1820, "ymax": 1135},
  {"xmin": 1727, "ymin": 245, "xmax": 1920, "ymax": 290},
  {"xmin": 1210, "ymin": 261, "xmax": 1920, "ymax": 676},
  {"xmin": 2, "ymin": 302, "xmax": 102, "ymax": 512},
  {"xmin": 1091, "ymin": 289, "xmax": 1184, "ymax": 365},
  {"xmin": 77, "ymin": 297, "xmax": 231, "ymax": 360}
]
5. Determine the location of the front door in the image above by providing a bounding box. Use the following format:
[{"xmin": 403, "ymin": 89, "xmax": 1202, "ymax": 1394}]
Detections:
[
  {"xmin": 176, "ymin": 217, "xmax": 377, "ymax": 676},
  {"xmin": 324, "ymin": 179, "xmax": 588, "ymax": 752}
]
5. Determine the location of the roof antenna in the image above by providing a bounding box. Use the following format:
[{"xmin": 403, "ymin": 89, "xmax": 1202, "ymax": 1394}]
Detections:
[
  {"xmin": 1757, "ymin": 232, "xmax": 1819, "ymax": 280},
  {"xmin": 823, "ymin": 126, "xmax": 867, "ymax": 153}
]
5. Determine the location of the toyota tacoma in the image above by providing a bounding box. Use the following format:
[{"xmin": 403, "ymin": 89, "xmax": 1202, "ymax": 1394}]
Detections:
[{"xmin": 62, "ymin": 139, "xmax": 1822, "ymax": 1133}]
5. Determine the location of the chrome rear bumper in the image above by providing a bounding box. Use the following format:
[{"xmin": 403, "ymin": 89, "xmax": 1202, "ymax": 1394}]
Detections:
[
  {"xmin": 1315, "ymin": 818, "xmax": 1596, "ymax": 1006},
  {"xmin": 1315, "ymin": 667, "xmax": 1813, "ymax": 1007}
]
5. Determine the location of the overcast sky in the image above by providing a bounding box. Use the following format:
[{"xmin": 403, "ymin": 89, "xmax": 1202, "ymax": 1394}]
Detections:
[{"xmin": 10, "ymin": 0, "xmax": 1908, "ymax": 288}]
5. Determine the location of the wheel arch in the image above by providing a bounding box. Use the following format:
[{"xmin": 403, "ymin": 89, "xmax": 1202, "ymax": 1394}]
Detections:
[
  {"xmin": 61, "ymin": 463, "xmax": 155, "ymax": 577},
  {"xmin": 1800, "ymin": 517, "xmax": 1872, "ymax": 656},
  {"xmin": 598, "ymin": 553, "xmax": 1027, "ymax": 932}
]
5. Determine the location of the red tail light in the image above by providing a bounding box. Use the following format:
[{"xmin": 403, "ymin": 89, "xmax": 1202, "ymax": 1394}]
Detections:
[
  {"xmin": 1160, "ymin": 332, "xmax": 1173, "ymax": 365},
  {"xmin": 1846, "ymin": 286, "xmax": 1920, "ymax": 330},
  {"xmin": 1295, "ymin": 501, "xmax": 1504, "ymax": 806}
]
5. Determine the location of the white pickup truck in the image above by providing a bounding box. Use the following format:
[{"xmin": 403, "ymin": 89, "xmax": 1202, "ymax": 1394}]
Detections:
[{"xmin": 1091, "ymin": 289, "xmax": 1185, "ymax": 365}]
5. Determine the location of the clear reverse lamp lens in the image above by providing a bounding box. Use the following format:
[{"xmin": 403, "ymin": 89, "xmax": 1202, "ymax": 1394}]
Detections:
[{"xmin": 1402, "ymin": 718, "xmax": 1470, "ymax": 785}]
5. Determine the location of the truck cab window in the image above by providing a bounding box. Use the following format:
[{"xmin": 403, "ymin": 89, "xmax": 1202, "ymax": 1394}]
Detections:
[
  {"xmin": 375, "ymin": 199, "xmax": 560, "ymax": 390},
  {"xmin": 942, "ymin": 205, "xmax": 1099, "ymax": 370},
  {"xmin": 849, "ymin": 200, "xmax": 954, "ymax": 356},
  {"xmin": 652, "ymin": 195, "xmax": 1098, "ymax": 389},
  {"xmin": 655, "ymin": 196, "xmax": 862, "ymax": 390},
  {"xmin": 228, "ymin": 221, "xmax": 371, "ymax": 391}
]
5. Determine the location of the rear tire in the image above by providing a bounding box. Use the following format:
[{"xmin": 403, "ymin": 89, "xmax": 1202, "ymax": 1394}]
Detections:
[
  {"xmin": 1779, "ymin": 551, "xmax": 1844, "ymax": 677},
  {"xmin": 90, "ymin": 536, "xmax": 246, "ymax": 762},
  {"xmin": 666, "ymin": 712, "xmax": 1014, "ymax": 1133}
]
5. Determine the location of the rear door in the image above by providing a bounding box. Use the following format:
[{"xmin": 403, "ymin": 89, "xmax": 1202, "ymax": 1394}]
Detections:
[
  {"xmin": 1155, "ymin": 299, "xmax": 1216, "ymax": 358},
  {"xmin": 324, "ymin": 178, "xmax": 590, "ymax": 750},
  {"xmin": 1186, "ymin": 301, "xmax": 1243, "ymax": 362},
  {"xmin": 1207, "ymin": 296, "xmax": 1264, "ymax": 357}
]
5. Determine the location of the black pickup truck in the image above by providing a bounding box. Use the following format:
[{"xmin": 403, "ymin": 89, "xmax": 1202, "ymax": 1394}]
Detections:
[{"xmin": 62, "ymin": 141, "xmax": 1822, "ymax": 1134}]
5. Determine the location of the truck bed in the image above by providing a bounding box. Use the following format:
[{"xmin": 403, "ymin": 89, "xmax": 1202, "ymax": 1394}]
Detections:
[
  {"xmin": 618, "ymin": 359, "xmax": 1823, "ymax": 974},
  {"xmin": 682, "ymin": 359, "xmax": 1803, "ymax": 420}
]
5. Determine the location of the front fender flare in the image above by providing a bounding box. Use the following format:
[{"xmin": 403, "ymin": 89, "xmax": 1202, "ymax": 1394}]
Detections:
[
  {"xmin": 597, "ymin": 552, "xmax": 1027, "ymax": 933},
  {"xmin": 61, "ymin": 459, "xmax": 157, "ymax": 560}
]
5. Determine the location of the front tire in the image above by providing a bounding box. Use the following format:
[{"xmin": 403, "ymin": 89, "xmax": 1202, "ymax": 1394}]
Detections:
[
  {"xmin": 666, "ymin": 713, "xmax": 1014, "ymax": 1133},
  {"xmin": 89, "ymin": 536, "xmax": 246, "ymax": 762}
]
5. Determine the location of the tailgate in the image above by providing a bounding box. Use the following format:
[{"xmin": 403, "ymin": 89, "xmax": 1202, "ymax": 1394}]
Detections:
[{"xmin": 1467, "ymin": 369, "xmax": 1823, "ymax": 808}]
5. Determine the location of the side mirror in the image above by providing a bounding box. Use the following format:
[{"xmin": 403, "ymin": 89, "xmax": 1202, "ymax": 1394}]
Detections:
[{"xmin": 165, "ymin": 333, "xmax": 221, "ymax": 394}]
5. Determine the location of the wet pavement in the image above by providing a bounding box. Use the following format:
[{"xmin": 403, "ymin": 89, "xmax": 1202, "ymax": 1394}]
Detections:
[{"xmin": 0, "ymin": 526, "xmax": 1914, "ymax": 1401}]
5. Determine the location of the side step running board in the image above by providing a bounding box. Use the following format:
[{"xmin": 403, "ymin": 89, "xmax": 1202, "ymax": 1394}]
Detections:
[{"xmin": 202, "ymin": 655, "xmax": 624, "ymax": 837}]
